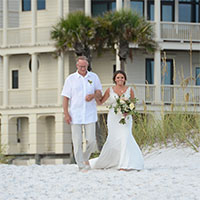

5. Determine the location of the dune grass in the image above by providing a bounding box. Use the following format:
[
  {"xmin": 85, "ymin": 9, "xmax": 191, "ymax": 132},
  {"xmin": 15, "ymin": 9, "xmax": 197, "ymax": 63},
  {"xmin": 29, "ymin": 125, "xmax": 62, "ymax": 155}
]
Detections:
[
  {"xmin": 132, "ymin": 50, "xmax": 200, "ymax": 152},
  {"xmin": 132, "ymin": 112, "xmax": 200, "ymax": 152},
  {"xmin": 0, "ymin": 144, "xmax": 9, "ymax": 164}
]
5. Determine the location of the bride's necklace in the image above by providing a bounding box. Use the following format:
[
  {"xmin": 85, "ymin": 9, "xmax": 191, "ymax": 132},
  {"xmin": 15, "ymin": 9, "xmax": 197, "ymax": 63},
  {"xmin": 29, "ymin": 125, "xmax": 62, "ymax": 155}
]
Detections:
[{"xmin": 115, "ymin": 86, "xmax": 126, "ymax": 94}]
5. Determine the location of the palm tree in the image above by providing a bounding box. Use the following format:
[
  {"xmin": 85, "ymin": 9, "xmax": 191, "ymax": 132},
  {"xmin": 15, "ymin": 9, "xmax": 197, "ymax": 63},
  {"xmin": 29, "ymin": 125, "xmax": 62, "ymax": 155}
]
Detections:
[
  {"xmin": 51, "ymin": 11, "xmax": 97, "ymax": 71},
  {"xmin": 101, "ymin": 10, "xmax": 158, "ymax": 71}
]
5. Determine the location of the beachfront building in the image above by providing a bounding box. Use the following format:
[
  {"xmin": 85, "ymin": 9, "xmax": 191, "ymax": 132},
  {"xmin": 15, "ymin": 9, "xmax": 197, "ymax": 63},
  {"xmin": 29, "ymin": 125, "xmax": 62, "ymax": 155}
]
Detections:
[{"xmin": 0, "ymin": 0, "xmax": 200, "ymax": 164}]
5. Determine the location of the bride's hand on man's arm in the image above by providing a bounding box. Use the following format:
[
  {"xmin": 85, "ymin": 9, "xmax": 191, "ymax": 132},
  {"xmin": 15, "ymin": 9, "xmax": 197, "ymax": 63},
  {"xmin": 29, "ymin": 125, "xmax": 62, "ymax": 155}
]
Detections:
[
  {"xmin": 85, "ymin": 94, "xmax": 95, "ymax": 102},
  {"xmin": 85, "ymin": 90, "xmax": 102, "ymax": 102}
]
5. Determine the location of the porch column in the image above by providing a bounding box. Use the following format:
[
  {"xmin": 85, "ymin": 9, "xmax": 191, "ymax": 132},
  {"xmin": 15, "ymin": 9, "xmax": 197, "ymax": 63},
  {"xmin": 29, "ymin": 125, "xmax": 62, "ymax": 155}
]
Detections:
[
  {"xmin": 154, "ymin": 50, "xmax": 161, "ymax": 104},
  {"xmin": 154, "ymin": 0, "xmax": 161, "ymax": 40},
  {"xmin": 55, "ymin": 113, "xmax": 72, "ymax": 164},
  {"xmin": 65, "ymin": 53, "xmax": 70, "ymax": 77},
  {"xmin": 124, "ymin": 0, "xmax": 130, "ymax": 10},
  {"xmin": 3, "ymin": 0, "xmax": 8, "ymax": 47},
  {"xmin": 3, "ymin": 55, "xmax": 9, "ymax": 107},
  {"xmin": 31, "ymin": 53, "xmax": 38, "ymax": 106},
  {"xmin": 58, "ymin": 53, "xmax": 64, "ymax": 106},
  {"xmin": 116, "ymin": 0, "xmax": 123, "ymax": 70},
  {"xmin": 58, "ymin": 0, "xmax": 63, "ymax": 18},
  {"xmin": 85, "ymin": 0, "xmax": 91, "ymax": 16},
  {"xmin": 29, "ymin": 114, "xmax": 38, "ymax": 153},
  {"xmin": 29, "ymin": 114, "xmax": 39, "ymax": 164},
  {"xmin": 116, "ymin": 0, "xmax": 123, "ymax": 10},
  {"xmin": 31, "ymin": 0, "xmax": 37, "ymax": 45},
  {"xmin": 175, "ymin": 0, "xmax": 179, "ymax": 22},
  {"xmin": 116, "ymin": 48, "xmax": 121, "ymax": 71},
  {"xmin": 144, "ymin": 0, "xmax": 148, "ymax": 20}
]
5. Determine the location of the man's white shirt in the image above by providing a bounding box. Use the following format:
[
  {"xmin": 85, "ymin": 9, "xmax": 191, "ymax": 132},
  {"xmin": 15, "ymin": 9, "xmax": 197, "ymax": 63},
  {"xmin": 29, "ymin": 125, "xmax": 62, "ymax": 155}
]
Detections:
[{"xmin": 61, "ymin": 71, "xmax": 102, "ymax": 124}]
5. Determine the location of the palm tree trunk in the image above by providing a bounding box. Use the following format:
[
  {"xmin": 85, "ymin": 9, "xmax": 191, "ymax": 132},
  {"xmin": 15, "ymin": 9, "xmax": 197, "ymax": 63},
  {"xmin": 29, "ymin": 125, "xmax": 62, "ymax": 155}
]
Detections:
[{"xmin": 120, "ymin": 59, "xmax": 125, "ymax": 71}]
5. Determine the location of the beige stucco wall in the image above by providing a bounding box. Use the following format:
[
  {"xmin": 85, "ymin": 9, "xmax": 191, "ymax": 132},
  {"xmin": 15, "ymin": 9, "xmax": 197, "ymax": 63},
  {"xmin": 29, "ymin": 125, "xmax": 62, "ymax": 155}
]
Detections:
[
  {"xmin": 0, "ymin": 0, "xmax": 19, "ymax": 28},
  {"xmin": 9, "ymin": 54, "xmax": 31, "ymax": 89},
  {"xmin": 0, "ymin": 56, "xmax": 2, "ymax": 90},
  {"xmin": 19, "ymin": 0, "xmax": 61, "ymax": 27},
  {"xmin": 37, "ymin": 53, "xmax": 57, "ymax": 88}
]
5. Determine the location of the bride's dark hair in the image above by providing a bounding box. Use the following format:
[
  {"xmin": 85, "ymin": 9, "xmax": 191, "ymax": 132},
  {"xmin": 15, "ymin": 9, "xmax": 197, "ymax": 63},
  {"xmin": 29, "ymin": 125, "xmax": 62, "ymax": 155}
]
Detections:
[{"xmin": 113, "ymin": 70, "xmax": 127, "ymax": 85}]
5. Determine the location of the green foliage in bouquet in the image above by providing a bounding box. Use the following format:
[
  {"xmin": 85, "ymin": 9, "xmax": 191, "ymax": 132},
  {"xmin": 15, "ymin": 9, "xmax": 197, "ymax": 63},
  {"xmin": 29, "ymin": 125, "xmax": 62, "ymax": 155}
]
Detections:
[{"xmin": 110, "ymin": 94, "xmax": 139, "ymax": 124}]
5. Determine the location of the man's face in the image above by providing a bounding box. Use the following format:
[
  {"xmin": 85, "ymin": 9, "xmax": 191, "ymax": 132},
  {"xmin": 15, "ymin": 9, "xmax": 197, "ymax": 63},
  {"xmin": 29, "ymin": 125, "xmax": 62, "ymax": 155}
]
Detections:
[{"xmin": 76, "ymin": 59, "xmax": 88, "ymax": 75}]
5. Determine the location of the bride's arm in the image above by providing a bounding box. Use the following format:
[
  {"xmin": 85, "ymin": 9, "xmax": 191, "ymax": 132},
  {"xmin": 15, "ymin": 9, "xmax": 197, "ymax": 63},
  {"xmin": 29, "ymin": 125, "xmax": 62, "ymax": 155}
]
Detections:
[
  {"xmin": 130, "ymin": 88, "xmax": 135, "ymax": 100},
  {"xmin": 95, "ymin": 88, "xmax": 110, "ymax": 105}
]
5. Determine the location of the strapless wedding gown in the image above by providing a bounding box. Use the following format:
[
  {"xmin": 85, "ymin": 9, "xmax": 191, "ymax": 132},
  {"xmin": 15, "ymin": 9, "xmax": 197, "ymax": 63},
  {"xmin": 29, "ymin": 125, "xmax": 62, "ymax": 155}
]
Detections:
[{"xmin": 89, "ymin": 87, "xmax": 144, "ymax": 170}]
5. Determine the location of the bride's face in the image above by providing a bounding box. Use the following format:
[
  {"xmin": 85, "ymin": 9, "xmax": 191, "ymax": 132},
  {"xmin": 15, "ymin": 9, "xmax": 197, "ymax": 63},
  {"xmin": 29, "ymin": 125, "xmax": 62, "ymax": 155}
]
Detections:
[{"xmin": 115, "ymin": 73, "xmax": 126, "ymax": 85}]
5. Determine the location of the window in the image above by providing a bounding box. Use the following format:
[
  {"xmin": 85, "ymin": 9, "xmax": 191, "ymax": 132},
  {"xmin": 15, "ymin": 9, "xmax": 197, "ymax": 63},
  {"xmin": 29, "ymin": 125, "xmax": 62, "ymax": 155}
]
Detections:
[
  {"xmin": 22, "ymin": 0, "xmax": 45, "ymax": 11},
  {"xmin": 92, "ymin": 0, "xmax": 116, "ymax": 17},
  {"xmin": 147, "ymin": 0, "xmax": 174, "ymax": 21},
  {"xmin": 37, "ymin": 0, "xmax": 45, "ymax": 10},
  {"xmin": 161, "ymin": 59, "xmax": 173, "ymax": 85},
  {"xmin": 146, "ymin": 59, "xmax": 154, "ymax": 84},
  {"xmin": 147, "ymin": 0, "xmax": 154, "ymax": 21},
  {"xmin": 179, "ymin": 0, "xmax": 200, "ymax": 22},
  {"xmin": 196, "ymin": 67, "xmax": 200, "ymax": 85},
  {"xmin": 22, "ymin": 0, "xmax": 31, "ymax": 11},
  {"xmin": 145, "ymin": 58, "xmax": 173, "ymax": 85},
  {"xmin": 130, "ymin": 0, "xmax": 144, "ymax": 17},
  {"xmin": 12, "ymin": 70, "xmax": 19, "ymax": 89},
  {"xmin": 29, "ymin": 59, "xmax": 39, "ymax": 72},
  {"xmin": 161, "ymin": 0, "xmax": 174, "ymax": 22}
]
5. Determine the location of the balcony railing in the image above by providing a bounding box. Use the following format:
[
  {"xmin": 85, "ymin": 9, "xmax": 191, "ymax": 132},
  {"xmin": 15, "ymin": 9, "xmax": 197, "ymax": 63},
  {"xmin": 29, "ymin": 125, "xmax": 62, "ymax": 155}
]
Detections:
[
  {"xmin": 102, "ymin": 84, "xmax": 156, "ymax": 104},
  {"xmin": 36, "ymin": 26, "xmax": 54, "ymax": 45},
  {"xmin": 0, "ymin": 90, "xmax": 2, "ymax": 106},
  {"xmin": 0, "ymin": 30, "xmax": 3, "ymax": 45},
  {"xmin": 0, "ymin": 85, "xmax": 199, "ymax": 108},
  {"xmin": 37, "ymin": 88, "xmax": 57, "ymax": 105},
  {"xmin": 7, "ymin": 27, "xmax": 32, "ymax": 46},
  {"xmin": 160, "ymin": 22, "xmax": 200, "ymax": 41},
  {"xmin": 8, "ymin": 89, "xmax": 31, "ymax": 106},
  {"xmin": 0, "ymin": 22, "xmax": 200, "ymax": 47},
  {"xmin": 161, "ymin": 85, "xmax": 200, "ymax": 104},
  {"xmin": 0, "ymin": 26, "xmax": 54, "ymax": 47}
]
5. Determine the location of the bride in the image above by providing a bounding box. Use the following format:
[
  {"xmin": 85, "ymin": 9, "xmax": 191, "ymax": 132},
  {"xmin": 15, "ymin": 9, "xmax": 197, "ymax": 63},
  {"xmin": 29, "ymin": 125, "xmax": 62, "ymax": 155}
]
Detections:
[{"xmin": 89, "ymin": 70, "xmax": 144, "ymax": 171}]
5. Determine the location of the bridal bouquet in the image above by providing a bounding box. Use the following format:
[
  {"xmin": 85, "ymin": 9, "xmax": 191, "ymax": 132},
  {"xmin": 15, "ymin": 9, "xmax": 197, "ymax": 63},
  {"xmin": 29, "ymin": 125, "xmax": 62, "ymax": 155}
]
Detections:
[{"xmin": 111, "ymin": 95, "xmax": 138, "ymax": 124}]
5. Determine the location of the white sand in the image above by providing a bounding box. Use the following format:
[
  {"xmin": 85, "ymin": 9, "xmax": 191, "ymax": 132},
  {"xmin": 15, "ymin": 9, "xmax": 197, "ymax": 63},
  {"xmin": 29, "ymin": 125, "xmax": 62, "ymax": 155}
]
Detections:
[{"xmin": 0, "ymin": 146, "xmax": 200, "ymax": 200}]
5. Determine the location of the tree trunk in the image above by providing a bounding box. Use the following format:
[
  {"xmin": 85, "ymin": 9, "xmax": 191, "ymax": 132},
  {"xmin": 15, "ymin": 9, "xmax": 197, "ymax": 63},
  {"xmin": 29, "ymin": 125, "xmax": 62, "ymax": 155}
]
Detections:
[{"xmin": 120, "ymin": 59, "xmax": 125, "ymax": 71}]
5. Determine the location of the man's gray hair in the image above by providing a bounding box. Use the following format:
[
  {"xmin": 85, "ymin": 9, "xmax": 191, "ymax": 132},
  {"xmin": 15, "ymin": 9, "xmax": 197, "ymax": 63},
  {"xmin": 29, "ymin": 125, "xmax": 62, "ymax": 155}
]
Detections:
[{"xmin": 76, "ymin": 56, "xmax": 88, "ymax": 63}]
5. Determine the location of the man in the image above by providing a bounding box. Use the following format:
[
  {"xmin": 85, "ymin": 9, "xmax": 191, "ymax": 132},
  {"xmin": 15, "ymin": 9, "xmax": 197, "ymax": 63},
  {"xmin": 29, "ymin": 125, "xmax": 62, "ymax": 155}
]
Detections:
[{"xmin": 62, "ymin": 56, "xmax": 102, "ymax": 171}]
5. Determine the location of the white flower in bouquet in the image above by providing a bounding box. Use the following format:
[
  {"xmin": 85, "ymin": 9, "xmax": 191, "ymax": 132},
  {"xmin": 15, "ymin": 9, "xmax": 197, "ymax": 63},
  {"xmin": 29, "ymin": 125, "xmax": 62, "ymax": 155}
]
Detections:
[
  {"xmin": 120, "ymin": 99, "xmax": 125, "ymax": 104},
  {"xmin": 130, "ymin": 102, "xmax": 135, "ymax": 110},
  {"xmin": 111, "ymin": 94, "xmax": 138, "ymax": 124}
]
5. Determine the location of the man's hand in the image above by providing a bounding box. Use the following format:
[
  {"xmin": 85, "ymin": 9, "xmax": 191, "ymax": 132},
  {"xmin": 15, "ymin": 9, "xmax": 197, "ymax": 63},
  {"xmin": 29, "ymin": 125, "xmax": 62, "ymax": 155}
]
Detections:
[
  {"xmin": 64, "ymin": 113, "xmax": 72, "ymax": 124},
  {"xmin": 85, "ymin": 94, "xmax": 94, "ymax": 102}
]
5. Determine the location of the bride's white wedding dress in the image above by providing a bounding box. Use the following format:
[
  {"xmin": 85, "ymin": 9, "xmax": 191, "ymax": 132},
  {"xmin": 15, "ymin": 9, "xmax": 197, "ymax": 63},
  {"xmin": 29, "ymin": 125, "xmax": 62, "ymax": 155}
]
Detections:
[{"xmin": 89, "ymin": 87, "xmax": 144, "ymax": 170}]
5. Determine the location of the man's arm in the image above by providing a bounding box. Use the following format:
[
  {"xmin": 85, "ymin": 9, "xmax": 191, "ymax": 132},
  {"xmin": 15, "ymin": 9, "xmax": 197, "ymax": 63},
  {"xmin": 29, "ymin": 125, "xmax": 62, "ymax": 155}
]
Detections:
[
  {"xmin": 95, "ymin": 88, "xmax": 109, "ymax": 105},
  {"xmin": 63, "ymin": 96, "xmax": 72, "ymax": 124},
  {"xmin": 85, "ymin": 90, "xmax": 102, "ymax": 102},
  {"xmin": 95, "ymin": 90, "xmax": 102, "ymax": 100}
]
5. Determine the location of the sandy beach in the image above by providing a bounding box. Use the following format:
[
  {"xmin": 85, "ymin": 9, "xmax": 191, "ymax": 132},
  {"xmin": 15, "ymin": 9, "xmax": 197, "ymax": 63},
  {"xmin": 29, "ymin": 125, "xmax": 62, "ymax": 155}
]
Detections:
[{"xmin": 0, "ymin": 146, "xmax": 200, "ymax": 200}]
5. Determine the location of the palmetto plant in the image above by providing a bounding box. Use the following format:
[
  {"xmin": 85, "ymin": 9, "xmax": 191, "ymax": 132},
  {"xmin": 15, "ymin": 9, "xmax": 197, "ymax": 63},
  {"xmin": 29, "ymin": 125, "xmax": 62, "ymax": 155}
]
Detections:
[
  {"xmin": 101, "ymin": 10, "xmax": 157, "ymax": 71},
  {"xmin": 51, "ymin": 10, "xmax": 157, "ymax": 72},
  {"xmin": 51, "ymin": 11, "xmax": 97, "ymax": 70}
]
